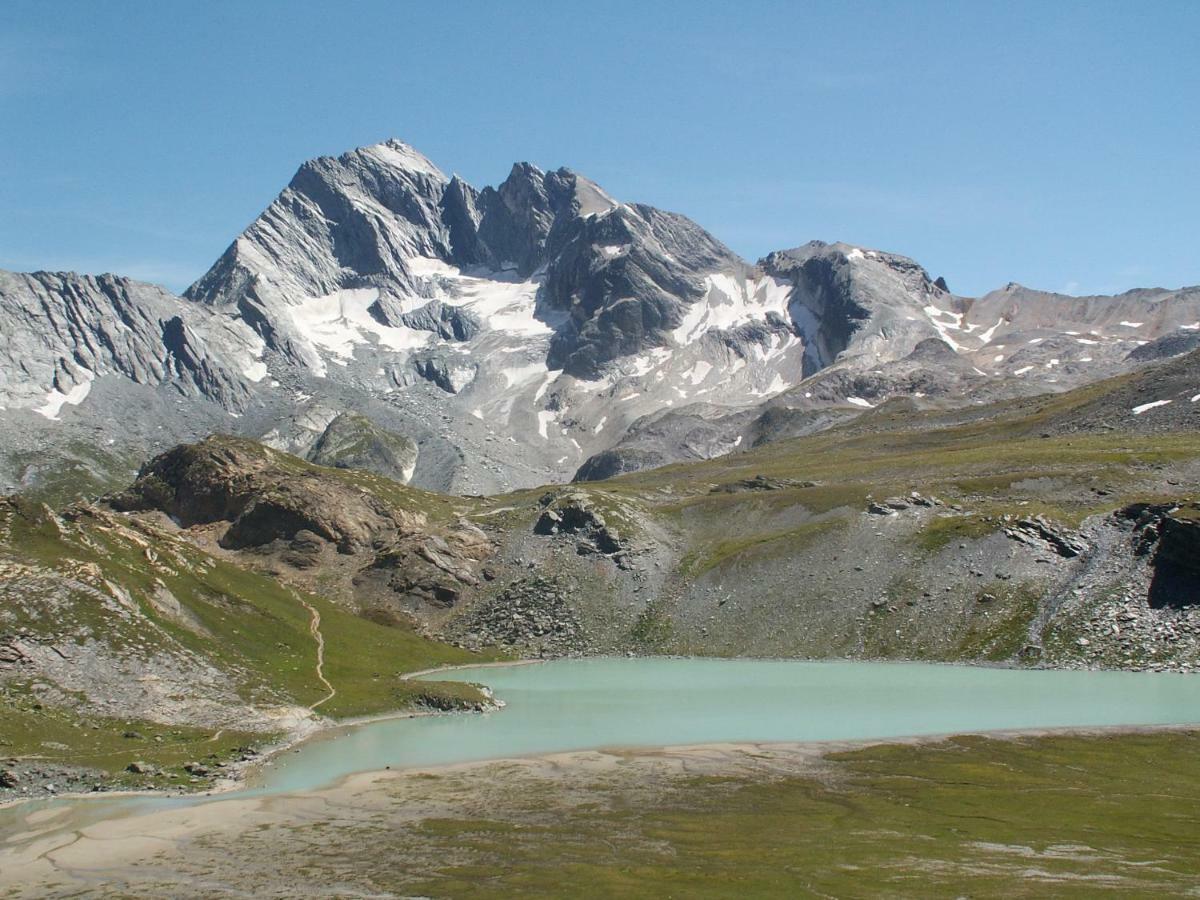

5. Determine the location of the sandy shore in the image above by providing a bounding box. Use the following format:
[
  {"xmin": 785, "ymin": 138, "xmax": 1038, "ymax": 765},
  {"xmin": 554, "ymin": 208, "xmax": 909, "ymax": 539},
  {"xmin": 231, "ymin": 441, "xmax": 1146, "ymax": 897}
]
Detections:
[
  {"xmin": 2, "ymin": 721, "xmax": 1197, "ymax": 897},
  {"xmin": 0, "ymin": 659, "xmax": 518, "ymax": 814}
]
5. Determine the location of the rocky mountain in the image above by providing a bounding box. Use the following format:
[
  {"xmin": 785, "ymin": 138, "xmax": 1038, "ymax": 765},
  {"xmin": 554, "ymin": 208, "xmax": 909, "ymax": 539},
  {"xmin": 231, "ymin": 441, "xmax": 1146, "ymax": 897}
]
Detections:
[{"xmin": 3, "ymin": 139, "xmax": 1200, "ymax": 500}]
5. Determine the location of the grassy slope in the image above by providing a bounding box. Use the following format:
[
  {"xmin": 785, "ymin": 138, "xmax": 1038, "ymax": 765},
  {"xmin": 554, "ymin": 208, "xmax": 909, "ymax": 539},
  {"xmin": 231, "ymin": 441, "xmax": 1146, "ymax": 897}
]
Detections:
[
  {"xmin": 574, "ymin": 389, "xmax": 1200, "ymax": 579},
  {"xmin": 460, "ymin": 374, "xmax": 1200, "ymax": 661},
  {"xmin": 0, "ymin": 499, "xmax": 495, "ymax": 782}
]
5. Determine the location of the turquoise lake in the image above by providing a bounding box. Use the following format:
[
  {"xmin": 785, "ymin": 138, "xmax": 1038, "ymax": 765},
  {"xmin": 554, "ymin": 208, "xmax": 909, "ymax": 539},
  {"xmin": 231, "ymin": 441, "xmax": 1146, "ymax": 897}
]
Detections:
[
  {"xmin": 3, "ymin": 657, "xmax": 1200, "ymax": 837},
  {"xmin": 252, "ymin": 657, "xmax": 1200, "ymax": 795}
]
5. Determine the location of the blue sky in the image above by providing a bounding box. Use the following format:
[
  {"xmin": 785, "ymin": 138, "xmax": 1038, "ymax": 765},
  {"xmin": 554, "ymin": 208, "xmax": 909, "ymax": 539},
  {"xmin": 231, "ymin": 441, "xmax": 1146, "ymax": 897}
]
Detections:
[{"xmin": 1, "ymin": 0, "xmax": 1196, "ymax": 297}]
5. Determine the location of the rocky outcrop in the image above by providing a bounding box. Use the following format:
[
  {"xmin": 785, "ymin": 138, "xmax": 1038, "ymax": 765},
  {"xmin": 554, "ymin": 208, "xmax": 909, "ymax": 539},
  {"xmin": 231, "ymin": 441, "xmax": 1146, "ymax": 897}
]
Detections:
[
  {"xmin": 107, "ymin": 436, "xmax": 494, "ymax": 612},
  {"xmin": 447, "ymin": 575, "xmax": 586, "ymax": 655},
  {"xmin": 108, "ymin": 436, "xmax": 421, "ymax": 552},
  {"xmin": 360, "ymin": 524, "xmax": 493, "ymax": 610},
  {"xmin": 1117, "ymin": 502, "xmax": 1200, "ymax": 607},
  {"xmin": 1004, "ymin": 515, "xmax": 1088, "ymax": 559},
  {"xmin": 534, "ymin": 491, "xmax": 631, "ymax": 566},
  {"xmin": 307, "ymin": 413, "xmax": 417, "ymax": 484},
  {"xmin": 0, "ymin": 270, "xmax": 260, "ymax": 414},
  {"xmin": 394, "ymin": 300, "xmax": 481, "ymax": 341}
]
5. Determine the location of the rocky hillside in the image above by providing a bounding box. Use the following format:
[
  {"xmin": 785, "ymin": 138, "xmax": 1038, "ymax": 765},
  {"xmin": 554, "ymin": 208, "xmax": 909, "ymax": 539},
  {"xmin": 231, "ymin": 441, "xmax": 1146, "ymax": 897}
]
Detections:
[
  {"xmin": 3, "ymin": 140, "xmax": 1200, "ymax": 502},
  {"xmin": 0, "ymin": 472, "xmax": 496, "ymax": 800},
  {"xmin": 4, "ymin": 353, "xmax": 1200, "ymax": 797}
]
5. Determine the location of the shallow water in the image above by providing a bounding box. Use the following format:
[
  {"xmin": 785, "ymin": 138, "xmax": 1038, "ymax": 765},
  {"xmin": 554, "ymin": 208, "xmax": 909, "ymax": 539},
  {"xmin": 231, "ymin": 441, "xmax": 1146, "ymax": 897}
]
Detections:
[
  {"xmin": 254, "ymin": 657, "xmax": 1200, "ymax": 795},
  {"xmin": 3, "ymin": 658, "xmax": 1198, "ymax": 834}
]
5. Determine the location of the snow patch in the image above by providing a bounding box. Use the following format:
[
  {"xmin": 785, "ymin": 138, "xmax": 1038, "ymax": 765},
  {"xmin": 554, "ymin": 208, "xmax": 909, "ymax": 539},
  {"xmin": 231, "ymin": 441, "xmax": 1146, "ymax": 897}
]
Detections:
[
  {"xmin": 682, "ymin": 360, "xmax": 713, "ymax": 385},
  {"xmin": 501, "ymin": 362, "xmax": 549, "ymax": 388},
  {"xmin": 290, "ymin": 289, "xmax": 431, "ymax": 369},
  {"xmin": 923, "ymin": 305, "xmax": 965, "ymax": 351},
  {"xmin": 672, "ymin": 273, "xmax": 792, "ymax": 344},
  {"xmin": 847, "ymin": 396, "xmax": 874, "ymax": 408},
  {"xmin": 35, "ymin": 372, "xmax": 94, "ymax": 420},
  {"xmin": 1132, "ymin": 399, "xmax": 1171, "ymax": 415}
]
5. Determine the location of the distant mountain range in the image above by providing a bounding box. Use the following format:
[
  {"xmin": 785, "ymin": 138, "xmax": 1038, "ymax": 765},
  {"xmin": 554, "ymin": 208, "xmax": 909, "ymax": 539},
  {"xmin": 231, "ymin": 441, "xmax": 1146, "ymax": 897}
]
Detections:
[{"xmin": 3, "ymin": 138, "xmax": 1199, "ymax": 500}]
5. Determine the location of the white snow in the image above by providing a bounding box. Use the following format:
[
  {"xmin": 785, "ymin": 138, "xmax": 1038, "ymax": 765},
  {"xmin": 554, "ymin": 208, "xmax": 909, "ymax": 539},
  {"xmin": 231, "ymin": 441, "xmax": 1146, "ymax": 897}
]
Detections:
[
  {"xmin": 243, "ymin": 361, "xmax": 269, "ymax": 382},
  {"xmin": 537, "ymin": 410, "xmax": 556, "ymax": 439},
  {"xmin": 290, "ymin": 289, "xmax": 431, "ymax": 369},
  {"xmin": 923, "ymin": 305, "xmax": 965, "ymax": 351},
  {"xmin": 993, "ymin": 354, "xmax": 1004, "ymax": 362},
  {"xmin": 1080, "ymin": 357, "xmax": 1093, "ymax": 362},
  {"xmin": 1119, "ymin": 321, "xmax": 1144, "ymax": 328},
  {"xmin": 847, "ymin": 396, "xmax": 874, "ymax": 408},
  {"xmin": 845, "ymin": 248, "xmax": 865, "ymax": 262},
  {"xmin": 363, "ymin": 141, "xmax": 443, "ymax": 178},
  {"xmin": 682, "ymin": 360, "xmax": 713, "ymax": 385},
  {"xmin": 501, "ymin": 362, "xmax": 549, "ymax": 388},
  {"xmin": 470, "ymin": 408, "xmax": 484, "ymax": 420},
  {"xmin": 1132, "ymin": 399, "xmax": 1172, "ymax": 415},
  {"xmin": 533, "ymin": 370, "xmax": 560, "ymax": 402},
  {"xmin": 733, "ymin": 435, "xmax": 743, "ymax": 447},
  {"xmin": 1075, "ymin": 338, "xmax": 1099, "ymax": 345},
  {"xmin": 1013, "ymin": 366, "xmax": 1033, "ymax": 375},
  {"xmin": 405, "ymin": 256, "xmax": 458, "ymax": 277},
  {"xmin": 1183, "ymin": 323, "xmax": 1200, "ymax": 331},
  {"xmin": 625, "ymin": 347, "xmax": 673, "ymax": 377},
  {"xmin": 35, "ymin": 372, "xmax": 94, "ymax": 420},
  {"xmin": 749, "ymin": 374, "xmax": 788, "ymax": 398},
  {"xmin": 672, "ymin": 273, "xmax": 792, "ymax": 344},
  {"xmin": 1028, "ymin": 338, "xmax": 1044, "ymax": 344},
  {"xmin": 399, "ymin": 258, "xmax": 554, "ymax": 338},
  {"xmin": 593, "ymin": 416, "xmax": 607, "ymax": 434},
  {"xmin": 1191, "ymin": 394, "xmax": 1200, "ymax": 403}
]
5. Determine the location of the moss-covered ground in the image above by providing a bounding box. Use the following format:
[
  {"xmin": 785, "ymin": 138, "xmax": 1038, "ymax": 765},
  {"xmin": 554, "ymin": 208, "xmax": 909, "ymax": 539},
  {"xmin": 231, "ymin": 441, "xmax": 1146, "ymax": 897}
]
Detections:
[{"xmin": 394, "ymin": 731, "xmax": 1200, "ymax": 898}]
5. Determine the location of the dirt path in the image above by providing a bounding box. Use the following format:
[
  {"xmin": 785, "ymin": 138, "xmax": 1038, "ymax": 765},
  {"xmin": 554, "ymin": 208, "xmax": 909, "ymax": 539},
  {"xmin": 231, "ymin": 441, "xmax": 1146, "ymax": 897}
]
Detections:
[{"xmin": 292, "ymin": 590, "xmax": 336, "ymax": 710}]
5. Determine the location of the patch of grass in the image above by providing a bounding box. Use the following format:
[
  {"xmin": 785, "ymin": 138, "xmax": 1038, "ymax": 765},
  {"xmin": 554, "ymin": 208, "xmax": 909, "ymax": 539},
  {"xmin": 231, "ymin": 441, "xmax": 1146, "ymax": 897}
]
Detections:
[
  {"xmin": 0, "ymin": 693, "xmax": 258, "ymax": 786},
  {"xmin": 680, "ymin": 518, "xmax": 843, "ymax": 577},
  {"xmin": 915, "ymin": 513, "xmax": 998, "ymax": 552},
  {"xmin": 951, "ymin": 582, "xmax": 1042, "ymax": 662},
  {"xmin": 630, "ymin": 601, "xmax": 673, "ymax": 649},
  {"xmin": 388, "ymin": 731, "xmax": 1200, "ymax": 898}
]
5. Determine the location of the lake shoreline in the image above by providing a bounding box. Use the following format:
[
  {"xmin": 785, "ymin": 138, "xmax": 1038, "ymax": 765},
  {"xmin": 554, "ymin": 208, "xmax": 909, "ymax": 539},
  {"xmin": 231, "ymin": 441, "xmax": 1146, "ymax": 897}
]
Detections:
[
  {"xmin": 3, "ymin": 654, "xmax": 1197, "ymax": 815},
  {"xmin": 3, "ymin": 723, "xmax": 1200, "ymax": 896}
]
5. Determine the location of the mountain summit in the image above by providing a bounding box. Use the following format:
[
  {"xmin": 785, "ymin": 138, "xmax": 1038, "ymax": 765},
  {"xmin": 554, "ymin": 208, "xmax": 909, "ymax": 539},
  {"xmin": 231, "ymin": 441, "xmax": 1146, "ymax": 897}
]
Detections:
[{"xmin": 2, "ymin": 138, "xmax": 1199, "ymax": 498}]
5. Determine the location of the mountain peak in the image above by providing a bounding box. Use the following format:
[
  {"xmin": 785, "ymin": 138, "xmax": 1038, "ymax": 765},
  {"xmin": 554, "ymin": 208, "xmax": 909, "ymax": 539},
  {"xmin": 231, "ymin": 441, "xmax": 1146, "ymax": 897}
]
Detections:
[{"xmin": 356, "ymin": 138, "xmax": 445, "ymax": 178}]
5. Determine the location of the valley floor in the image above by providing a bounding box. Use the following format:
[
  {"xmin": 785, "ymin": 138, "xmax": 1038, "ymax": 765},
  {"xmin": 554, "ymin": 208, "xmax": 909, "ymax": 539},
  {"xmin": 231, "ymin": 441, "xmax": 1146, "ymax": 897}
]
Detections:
[{"xmin": 2, "ymin": 727, "xmax": 1199, "ymax": 898}]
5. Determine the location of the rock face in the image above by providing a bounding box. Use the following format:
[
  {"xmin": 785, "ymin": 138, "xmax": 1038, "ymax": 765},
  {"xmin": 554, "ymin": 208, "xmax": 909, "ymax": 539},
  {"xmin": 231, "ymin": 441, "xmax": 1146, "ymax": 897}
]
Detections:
[
  {"xmin": 107, "ymin": 436, "xmax": 493, "ymax": 613},
  {"xmin": 307, "ymin": 412, "xmax": 417, "ymax": 484},
  {"xmin": 5, "ymin": 138, "xmax": 1200, "ymax": 498},
  {"xmin": 1118, "ymin": 502, "xmax": 1200, "ymax": 608},
  {"xmin": 0, "ymin": 270, "xmax": 261, "ymax": 414}
]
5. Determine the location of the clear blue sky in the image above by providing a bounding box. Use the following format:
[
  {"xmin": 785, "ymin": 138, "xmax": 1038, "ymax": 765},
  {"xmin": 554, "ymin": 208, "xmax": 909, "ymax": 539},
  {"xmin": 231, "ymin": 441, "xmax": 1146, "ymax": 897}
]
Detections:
[{"xmin": 1, "ymin": 0, "xmax": 1196, "ymax": 297}]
